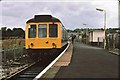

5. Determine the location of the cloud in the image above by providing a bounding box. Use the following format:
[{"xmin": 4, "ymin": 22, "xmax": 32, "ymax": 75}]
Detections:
[
  {"xmin": 1, "ymin": 1, "xmax": 118, "ymax": 30},
  {"xmin": 91, "ymin": 1, "xmax": 118, "ymax": 28},
  {"xmin": 35, "ymin": 7, "xmax": 53, "ymax": 16},
  {"xmin": 0, "ymin": 2, "xmax": 2, "ymax": 27}
]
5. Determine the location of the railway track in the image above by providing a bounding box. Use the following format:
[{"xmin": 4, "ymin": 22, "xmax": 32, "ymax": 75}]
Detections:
[
  {"xmin": 4, "ymin": 42, "xmax": 70, "ymax": 80},
  {"xmin": 7, "ymin": 63, "xmax": 45, "ymax": 80}
]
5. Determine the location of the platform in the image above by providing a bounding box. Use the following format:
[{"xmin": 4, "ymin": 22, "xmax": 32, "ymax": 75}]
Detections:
[
  {"xmin": 41, "ymin": 42, "xmax": 119, "ymax": 79},
  {"xmin": 41, "ymin": 43, "xmax": 73, "ymax": 78}
]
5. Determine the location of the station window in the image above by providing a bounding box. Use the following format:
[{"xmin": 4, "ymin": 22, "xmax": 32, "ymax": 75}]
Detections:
[
  {"xmin": 49, "ymin": 24, "xmax": 58, "ymax": 37},
  {"xmin": 38, "ymin": 24, "xmax": 47, "ymax": 38},
  {"xmin": 28, "ymin": 25, "xmax": 36, "ymax": 38}
]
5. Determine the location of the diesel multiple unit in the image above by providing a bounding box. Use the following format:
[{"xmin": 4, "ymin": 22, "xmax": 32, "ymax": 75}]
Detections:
[{"xmin": 25, "ymin": 15, "xmax": 68, "ymax": 51}]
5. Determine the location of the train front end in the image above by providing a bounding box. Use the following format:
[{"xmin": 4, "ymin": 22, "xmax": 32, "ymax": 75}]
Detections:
[{"xmin": 25, "ymin": 15, "xmax": 62, "ymax": 50}]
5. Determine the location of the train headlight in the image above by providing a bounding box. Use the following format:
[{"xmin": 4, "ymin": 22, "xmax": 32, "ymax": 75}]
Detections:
[
  {"xmin": 30, "ymin": 43, "xmax": 34, "ymax": 47},
  {"xmin": 52, "ymin": 43, "xmax": 56, "ymax": 48}
]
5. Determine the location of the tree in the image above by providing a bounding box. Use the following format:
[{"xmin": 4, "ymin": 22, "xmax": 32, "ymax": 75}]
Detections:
[
  {"xmin": 67, "ymin": 29, "xmax": 73, "ymax": 33},
  {"xmin": 1, "ymin": 27, "xmax": 7, "ymax": 39},
  {"xmin": 6, "ymin": 28, "xmax": 13, "ymax": 37},
  {"xmin": 12, "ymin": 28, "xmax": 25, "ymax": 38},
  {"xmin": 73, "ymin": 28, "xmax": 80, "ymax": 33},
  {"xmin": 1, "ymin": 27, "xmax": 25, "ymax": 39}
]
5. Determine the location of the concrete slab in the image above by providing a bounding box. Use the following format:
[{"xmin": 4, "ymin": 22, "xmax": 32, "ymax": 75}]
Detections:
[
  {"xmin": 109, "ymin": 49, "xmax": 119, "ymax": 55},
  {"xmin": 54, "ymin": 43, "xmax": 73, "ymax": 66}
]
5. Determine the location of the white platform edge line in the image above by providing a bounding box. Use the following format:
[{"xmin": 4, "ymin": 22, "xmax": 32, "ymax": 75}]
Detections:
[
  {"xmin": 109, "ymin": 51, "xmax": 119, "ymax": 55},
  {"xmin": 33, "ymin": 42, "xmax": 70, "ymax": 80}
]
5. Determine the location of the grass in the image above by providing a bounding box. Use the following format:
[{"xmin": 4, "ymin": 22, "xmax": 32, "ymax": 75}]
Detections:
[
  {"xmin": 2, "ymin": 39, "xmax": 25, "ymax": 62},
  {"xmin": 2, "ymin": 39, "xmax": 25, "ymax": 50}
]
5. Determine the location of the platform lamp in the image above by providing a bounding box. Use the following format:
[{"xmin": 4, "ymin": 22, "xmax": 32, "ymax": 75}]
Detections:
[
  {"xmin": 96, "ymin": 8, "xmax": 106, "ymax": 49},
  {"xmin": 83, "ymin": 24, "xmax": 88, "ymax": 44}
]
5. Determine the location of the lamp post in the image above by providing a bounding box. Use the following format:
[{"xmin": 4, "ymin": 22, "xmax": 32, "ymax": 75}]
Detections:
[
  {"xmin": 83, "ymin": 24, "xmax": 88, "ymax": 44},
  {"xmin": 118, "ymin": 1, "xmax": 120, "ymax": 50},
  {"xmin": 96, "ymin": 8, "xmax": 106, "ymax": 49}
]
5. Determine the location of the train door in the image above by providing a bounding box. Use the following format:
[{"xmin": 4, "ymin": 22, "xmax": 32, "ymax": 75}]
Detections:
[{"xmin": 49, "ymin": 24, "xmax": 61, "ymax": 48}]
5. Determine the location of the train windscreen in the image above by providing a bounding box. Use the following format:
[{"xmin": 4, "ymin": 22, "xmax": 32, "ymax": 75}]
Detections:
[
  {"xmin": 28, "ymin": 25, "xmax": 36, "ymax": 38},
  {"xmin": 49, "ymin": 24, "xmax": 58, "ymax": 37},
  {"xmin": 38, "ymin": 24, "xmax": 47, "ymax": 38}
]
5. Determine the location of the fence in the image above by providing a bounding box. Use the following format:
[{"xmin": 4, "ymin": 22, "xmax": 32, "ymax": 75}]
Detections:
[
  {"xmin": 1, "ymin": 39, "xmax": 25, "ymax": 65},
  {"xmin": 106, "ymin": 32, "xmax": 120, "ymax": 50}
]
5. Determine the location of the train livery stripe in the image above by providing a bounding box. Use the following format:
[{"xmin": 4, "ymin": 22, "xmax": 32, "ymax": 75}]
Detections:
[{"xmin": 33, "ymin": 41, "xmax": 70, "ymax": 80}]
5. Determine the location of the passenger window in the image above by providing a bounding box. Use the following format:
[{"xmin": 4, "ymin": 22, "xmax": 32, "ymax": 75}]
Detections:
[
  {"xmin": 38, "ymin": 24, "xmax": 47, "ymax": 38},
  {"xmin": 49, "ymin": 24, "xmax": 58, "ymax": 37},
  {"xmin": 28, "ymin": 25, "xmax": 36, "ymax": 38}
]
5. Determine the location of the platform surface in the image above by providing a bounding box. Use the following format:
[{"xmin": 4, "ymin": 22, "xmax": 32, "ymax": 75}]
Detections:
[
  {"xmin": 41, "ymin": 43, "xmax": 73, "ymax": 78},
  {"xmin": 54, "ymin": 42, "xmax": 119, "ymax": 78}
]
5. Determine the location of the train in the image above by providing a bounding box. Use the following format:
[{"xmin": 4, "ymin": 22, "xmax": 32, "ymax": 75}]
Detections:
[{"xmin": 25, "ymin": 15, "xmax": 68, "ymax": 53}]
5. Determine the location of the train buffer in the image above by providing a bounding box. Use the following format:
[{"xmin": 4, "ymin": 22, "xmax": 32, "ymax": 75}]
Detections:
[{"xmin": 41, "ymin": 42, "xmax": 119, "ymax": 79}]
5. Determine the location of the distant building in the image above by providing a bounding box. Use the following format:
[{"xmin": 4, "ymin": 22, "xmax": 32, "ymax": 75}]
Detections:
[
  {"xmin": 88, "ymin": 30, "xmax": 104, "ymax": 46},
  {"xmin": 78, "ymin": 33, "xmax": 82, "ymax": 40}
]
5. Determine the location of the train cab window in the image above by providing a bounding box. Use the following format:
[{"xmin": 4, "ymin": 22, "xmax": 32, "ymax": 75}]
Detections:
[
  {"xmin": 38, "ymin": 24, "xmax": 47, "ymax": 38},
  {"xmin": 49, "ymin": 24, "xmax": 58, "ymax": 37},
  {"xmin": 28, "ymin": 25, "xmax": 36, "ymax": 38}
]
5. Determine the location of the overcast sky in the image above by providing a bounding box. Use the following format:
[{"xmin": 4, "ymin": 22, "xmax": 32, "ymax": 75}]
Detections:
[{"xmin": 0, "ymin": 0, "xmax": 119, "ymax": 30}]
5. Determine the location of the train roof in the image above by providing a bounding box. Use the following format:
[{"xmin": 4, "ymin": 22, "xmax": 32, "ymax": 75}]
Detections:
[{"xmin": 26, "ymin": 15, "xmax": 61, "ymax": 23}]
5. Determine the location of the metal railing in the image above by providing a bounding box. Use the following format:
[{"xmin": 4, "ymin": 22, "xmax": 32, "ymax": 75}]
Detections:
[{"xmin": 106, "ymin": 33, "xmax": 120, "ymax": 50}]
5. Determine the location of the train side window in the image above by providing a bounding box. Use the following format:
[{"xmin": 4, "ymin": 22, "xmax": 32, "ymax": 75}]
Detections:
[
  {"xmin": 38, "ymin": 24, "xmax": 47, "ymax": 38},
  {"xmin": 28, "ymin": 25, "xmax": 36, "ymax": 38},
  {"xmin": 49, "ymin": 24, "xmax": 58, "ymax": 37}
]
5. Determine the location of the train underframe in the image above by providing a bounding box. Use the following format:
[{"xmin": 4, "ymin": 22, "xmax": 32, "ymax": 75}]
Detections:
[{"xmin": 26, "ymin": 43, "xmax": 68, "ymax": 63}]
